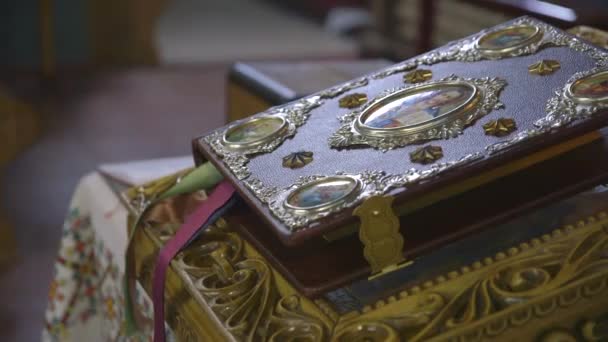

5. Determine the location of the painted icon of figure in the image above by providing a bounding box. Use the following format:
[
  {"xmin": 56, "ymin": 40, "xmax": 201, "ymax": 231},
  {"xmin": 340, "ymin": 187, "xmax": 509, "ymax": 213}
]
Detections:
[
  {"xmin": 227, "ymin": 119, "xmax": 280, "ymax": 143},
  {"xmin": 487, "ymin": 30, "xmax": 529, "ymax": 48},
  {"xmin": 292, "ymin": 182, "xmax": 352, "ymax": 208},
  {"xmin": 574, "ymin": 76, "xmax": 608, "ymax": 98},
  {"xmin": 365, "ymin": 87, "xmax": 471, "ymax": 129}
]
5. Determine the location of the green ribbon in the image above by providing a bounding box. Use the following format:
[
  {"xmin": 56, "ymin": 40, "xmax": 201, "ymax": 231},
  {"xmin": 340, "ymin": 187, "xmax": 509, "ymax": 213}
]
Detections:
[{"xmin": 123, "ymin": 162, "xmax": 223, "ymax": 336}]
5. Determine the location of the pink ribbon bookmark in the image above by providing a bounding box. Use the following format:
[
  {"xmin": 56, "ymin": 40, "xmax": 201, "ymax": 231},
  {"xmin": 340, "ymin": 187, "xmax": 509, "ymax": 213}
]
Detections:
[{"xmin": 152, "ymin": 180, "xmax": 235, "ymax": 342}]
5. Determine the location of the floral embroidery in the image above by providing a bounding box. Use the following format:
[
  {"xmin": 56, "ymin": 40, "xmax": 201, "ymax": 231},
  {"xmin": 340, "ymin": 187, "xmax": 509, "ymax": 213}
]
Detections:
[{"xmin": 43, "ymin": 203, "xmax": 162, "ymax": 341}]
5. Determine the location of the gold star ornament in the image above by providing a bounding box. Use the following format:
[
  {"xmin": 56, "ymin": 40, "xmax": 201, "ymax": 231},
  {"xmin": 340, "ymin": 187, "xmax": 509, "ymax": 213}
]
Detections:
[
  {"xmin": 410, "ymin": 145, "xmax": 443, "ymax": 164},
  {"xmin": 339, "ymin": 93, "xmax": 367, "ymax": 109},
  {"xmin": 528, "ymin": 60, "xmax": 560, "ymax": 76},
  {"xmin": 483, "ymin": 118, "xmax": 517, "ymax": 137},
  {"xmin": 404, "ymin": 69, "xmax": 432, "ymax": 83},
  {"xmin": 282, "ymin": 151, "xmax": 313, "ymax": 169}
]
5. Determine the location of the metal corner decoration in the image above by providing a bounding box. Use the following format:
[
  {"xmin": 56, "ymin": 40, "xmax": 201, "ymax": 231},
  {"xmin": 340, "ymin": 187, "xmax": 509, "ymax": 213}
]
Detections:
[
  {"xmin": 404, "ymin": 69, "xmax": 432, "ymax": 84},
  {"xmin": 483, "ymin": 118, "xmax": 517, "ymax": 137},
  {"xmin": 328, "ymin": 75, "xmax": 506, "ymax": 151},
  {"xmin": 528, "ymin": 59, "xmax": 561, "ymax": 76},
  {"xmin": 409, "ymin": 145, "xmax": 444, "ymax": 164},
  {"xmin": 339, "ymin": 93, "xmax": 368, "ymax": 109},
  {"xmin": 282, "ymin": 151, "xmax": 314, "ymax": 169}
]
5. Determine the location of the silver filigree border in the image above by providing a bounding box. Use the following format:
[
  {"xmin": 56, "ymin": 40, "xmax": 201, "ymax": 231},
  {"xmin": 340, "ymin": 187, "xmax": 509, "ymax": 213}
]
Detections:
[
  {"xmin": 202, "ymin": 77, "xmax": 369, "ymax": 179},
  {"xmin": 244, "ymin": 153, "xmax": 483, "ymax": 231},
  {"xmin": 328, "ymin": 75, "xmax": 506, "ymax": 151},
  {"xmin": 486, "ymin": 66, "xmax": 608, "ymax": 154},
  {"xmin": 203, "ymin": 96, "xmax": 320, "ymax": 179},
  {"xmin": 371, "ymin": 16, "xmax": 608, "ymax": 80}
]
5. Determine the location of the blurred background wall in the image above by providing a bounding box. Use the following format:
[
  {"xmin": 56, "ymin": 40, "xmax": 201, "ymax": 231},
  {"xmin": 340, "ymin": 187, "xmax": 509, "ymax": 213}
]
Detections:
[
  {"xmin": 0, "ymin": 1, "xmax": 89, "ymax": 68},
  {"xmin": 2, "ymin": 0, "xmax": 607, "ymax": 72}
]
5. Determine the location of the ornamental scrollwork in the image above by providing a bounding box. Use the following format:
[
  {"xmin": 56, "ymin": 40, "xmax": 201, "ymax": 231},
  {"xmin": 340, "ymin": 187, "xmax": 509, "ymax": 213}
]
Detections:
[
  {"xmin": 333, "ymin": 293, "xmax": 446, "ymax": 342},
  {"xmin": 203, "ymin": 96, "xmax": 323, "ymax": 180},
  {"xmin": 486, "ymin": 66, "xmax": 608, "ymax": 154},
  {"xmin": 247, "ymin": 153, "xmax": 482, "ymax": 231},
  {"xmin": 333, "ymin": 211, "xmax": 608, "ymax": 342},
  {"xmin": 371, "ymin": 16, "xmax": 608, "ymax": 80},
  {"xmin": 539, "ymin": 312, "xmax": 608, "ymax": 342},
  {"xmin": 328, "ymin": 75, "xmax": 506, "ymax": 151},
  {"xmin": 173, "ymin": 227, "xmax": 330, "ymax": 341},
  {"xmin": 138, "ymin": 176, "xmax": 608, "ymax": 341},
  {"xmin": 538, "ymin": 67, "xmax": 608, "ymax": 129},
  {"xmin": 202, "ymin": 76, "xmax": 370, "ymax": 181},
  {"xmin": 319, "ymin": 77, "xmax": 369, "ymax": 99}
]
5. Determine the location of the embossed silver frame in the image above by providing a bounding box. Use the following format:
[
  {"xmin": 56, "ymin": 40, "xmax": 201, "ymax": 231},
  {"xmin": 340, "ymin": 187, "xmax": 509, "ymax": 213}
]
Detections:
[
  {"xmin": 329, "ymin": 75, "xmax": 506, "ymax": 151},
  {"xmin": 222, "ymin": 116, "xmax": 289, "ymax": 150},
  {"xmin": 203, "ymin": 77, "xmax": 370, "ymax": 179},
  {"xmin": 565, "ymin": 70, "xmax": 608, "ymax": 104},
  {"xmin": 355, "ymin": 80, "xmax": 479, "ymax": 138},
  {"xmin": 475, "ymin": 24, "xmax": 543, "ymax": 58},
  {"xmin": 487, "ymin": 67, "xmax": 608, "ymax": 154},
  {"xmin": 542, "ymin": 66, "xmax": 608, "ymax": 127},
  {"xmin": 283, "ymin": 176, "xmax": 362, "ymax": 214},
  {"xmin": 247, "ymin": 153, "xmax": 483, "ymax": 231},
  {"xmin": 371, "ymin": 17, "xmax": 596, "ymax": 80},
  {"xmin": 204, "ymin": 96, "xmax": 322, "ymax": 179}
]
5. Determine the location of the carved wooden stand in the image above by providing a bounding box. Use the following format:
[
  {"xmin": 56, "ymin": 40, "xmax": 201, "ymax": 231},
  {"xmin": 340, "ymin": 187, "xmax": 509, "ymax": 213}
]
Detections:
[{"xmin": 129, "ymin": 172, "xmax": 608, "ymax": 342}]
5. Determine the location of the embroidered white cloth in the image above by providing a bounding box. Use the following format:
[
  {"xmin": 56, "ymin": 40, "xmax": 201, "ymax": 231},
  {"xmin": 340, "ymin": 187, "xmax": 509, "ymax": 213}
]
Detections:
[{"xmin": 42, "ymin": 157, "xmax": 194, "ymax": 341}]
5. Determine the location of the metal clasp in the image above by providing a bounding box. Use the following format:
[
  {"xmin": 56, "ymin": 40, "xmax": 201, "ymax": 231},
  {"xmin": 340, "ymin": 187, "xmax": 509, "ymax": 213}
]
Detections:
[{"xmin": 354, "ymin": 196, "xmax": 412, "ymax": 279}]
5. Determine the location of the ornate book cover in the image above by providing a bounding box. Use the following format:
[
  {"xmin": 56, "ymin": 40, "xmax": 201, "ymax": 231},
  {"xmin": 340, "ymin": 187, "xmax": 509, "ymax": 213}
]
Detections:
[{"xmin": 195, "ymin": 17, "xmax": 608, "ymax": 245}]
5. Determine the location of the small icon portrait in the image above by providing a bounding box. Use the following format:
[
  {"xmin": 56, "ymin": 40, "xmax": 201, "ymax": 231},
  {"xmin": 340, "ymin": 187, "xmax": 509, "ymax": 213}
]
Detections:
[
  {"xmin": 571, "ymin": 71, "xmax": 608, "ymax": 100},
  {"xmin": 363, "ymin": 85, "xmax": 474, "ymax": 129}
]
